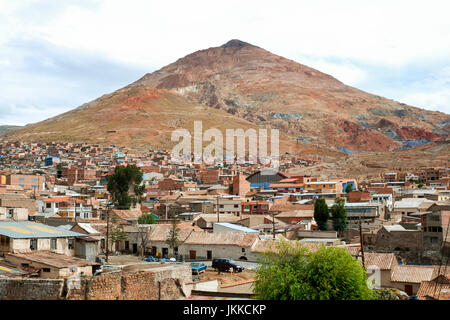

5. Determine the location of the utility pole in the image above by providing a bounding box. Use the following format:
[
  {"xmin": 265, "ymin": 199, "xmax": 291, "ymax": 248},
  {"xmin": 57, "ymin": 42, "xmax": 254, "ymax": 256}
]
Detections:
[
  {"xmin": 105, "ymin": 203, "xmax": 110, "ymax": 263},
  {"xmin": 359, "ymin": 213, "xmax": 365, "ymax": 270},
  {"xmin": 272, "ymin": 213, "xmax": 276, "ymax": 240},
  {"xmin": 216, "ymin": 195, "xmax": 220, "ymax": 223}
]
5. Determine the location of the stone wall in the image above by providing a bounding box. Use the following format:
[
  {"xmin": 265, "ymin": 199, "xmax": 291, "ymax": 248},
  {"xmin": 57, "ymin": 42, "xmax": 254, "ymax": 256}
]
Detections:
[{"xmin": 0, "ymin": 264, "xmax": 192, "ymax": 300}]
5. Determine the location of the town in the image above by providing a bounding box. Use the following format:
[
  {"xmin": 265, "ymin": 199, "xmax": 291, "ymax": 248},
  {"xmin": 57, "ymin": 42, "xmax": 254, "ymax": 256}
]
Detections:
[{"xmin": 0, "ymin": 139, "xmax": 448, "ymax": 300}]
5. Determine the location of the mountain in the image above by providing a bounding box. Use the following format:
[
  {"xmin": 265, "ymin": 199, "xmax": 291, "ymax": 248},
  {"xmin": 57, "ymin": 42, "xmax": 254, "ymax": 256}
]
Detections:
[
  {"xmin": 130, "ymin": 39, "xmax": 449, "ymax": 152},
  {"xmin": 0, "ymin": 125, "xmax": 23, "ymax": 134},
  {"xmin": 5, "ymin": 39, "xmax": 449, "ymax": 157}
]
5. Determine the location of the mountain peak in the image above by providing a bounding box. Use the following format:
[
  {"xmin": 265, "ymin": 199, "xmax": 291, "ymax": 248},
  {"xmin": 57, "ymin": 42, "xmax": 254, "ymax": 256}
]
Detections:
[{"xmin": 221, "ymin": 39, "xmax": 254, "ymax": 49}]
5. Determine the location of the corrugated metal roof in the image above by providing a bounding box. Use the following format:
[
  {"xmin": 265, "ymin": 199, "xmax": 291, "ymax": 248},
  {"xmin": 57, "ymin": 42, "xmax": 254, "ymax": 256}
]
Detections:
[
  {"xmin": 214, "ymin": 223, "xmax": 259, "ymax": 234},
  {"xmin": 6, "ymin": 251, "xmax": 97, "ymax": 268},
  {"xmin": 0, "ymin": 221, "xmax": 85, "ymax": 239}
]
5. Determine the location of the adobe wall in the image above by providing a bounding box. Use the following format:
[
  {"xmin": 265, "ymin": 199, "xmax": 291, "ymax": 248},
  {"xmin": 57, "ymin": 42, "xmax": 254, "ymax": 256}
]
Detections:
[
  {"xmin": 0, "ymin": 278, "xmax": 64, "ymax": 300},
  {"xmin": 0, "ymin": 264, "xmax": 192, "ymax": 300}
]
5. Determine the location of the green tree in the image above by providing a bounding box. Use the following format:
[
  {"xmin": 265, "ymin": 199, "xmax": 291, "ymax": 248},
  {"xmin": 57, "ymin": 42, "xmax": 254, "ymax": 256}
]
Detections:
[
  {"xmin": 254, "ymin": 241, "xmax": 374, "ymax": 300},
  {"xmin": 107, "ymin": 165, "xmax": 145, "ymax": 210},
  {"xmin": 314, "ymin": 198, "xmax": 329, "ymax": 230},
  {"xmin": 138, "ymin": 213, "xmax": 156, "ymax": 225},
  {"xmin": 330, "ymin": 198, "xmax": 348, "ymax": 236},
  {"xmin": 345, "ymin": 184, "xmax": 354, "ymax": 193}
]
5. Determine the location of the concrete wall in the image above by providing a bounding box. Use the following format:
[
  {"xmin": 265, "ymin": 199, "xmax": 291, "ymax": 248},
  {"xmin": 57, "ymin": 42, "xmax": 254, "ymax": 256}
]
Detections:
[
  {"xmin": 0, "ymin": 207, "xmax": 29, "ymax": 221},
  {"xmin": 10, "ymin": 238, "xmax": 75, "ymax": 256}
]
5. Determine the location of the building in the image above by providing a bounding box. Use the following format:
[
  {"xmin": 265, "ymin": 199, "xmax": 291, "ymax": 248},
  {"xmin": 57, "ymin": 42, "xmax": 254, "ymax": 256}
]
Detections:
[
  {"xmin": 213, "ymin": 198, "xmax": 242, "ymax": 216},
  {"xmin": 241, "ymin": 200, "xmax": 269, "ymax": 215},
  {"xmin": 304, "ymin": 181, "xmax": 343, "ymax": 194},
  {"xmin": 39, "ymin": 197, "xmax": 92, "ymax": 219},
  {"xmin": 246, "ymin": 170, "xmax": 289, "ymax": 190},
  {"xmin": 5, "ymin": 174, "xmax": 45, "ymax": 192},
  {"xmin": 0, "ymin": 221, "xmax": 87, "ymax": 257},
  {"xmin": 232, "ymin": 174, "xmax": 250, "ymax": 196},
  {"xmin": 389, "ymin": 265, "xmax": 436, "ymax": 296},
  {"xmin": 4, "ymin": 251, "xmax": 97, "ymax": 279},
  {"xmin": 0, "ymin": 207, "xmax": 29, "ymax": 221}
]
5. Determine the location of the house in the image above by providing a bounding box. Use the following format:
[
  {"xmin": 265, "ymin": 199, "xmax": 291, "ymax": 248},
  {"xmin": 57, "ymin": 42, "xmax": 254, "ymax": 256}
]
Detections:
[
  {"xmin": 5, "ymin": 174, "xmax": 45, "ymax": 192},
  {"xmin": 69, "ymin": 223, "xmax": 102, "ymax": 261},
  {"xmin": 181, "ymin": 231, "xmax": 259, "ymax": 261},
  {"xmin": 121, "ymin": 223, "xmax": 200, "ymax": 258},
  {"xmin": 194, "ymin": 214, "xmax": 241, "ymax": 230},
  {"xmin": 5, "ymin": 251, "xmax": 98, "ymax": 279},
  {"xmin": 39, "ymin": 197, "xmax": 92, "ymax": 219},
  {"xmin": 213, "ymin": 198, "xmax": 242, "ymax": 215},
  {"xmin": 241, "ymin": 200, "xmax": 269, "ymax": 215},
  {"xmin": 304, "ymin": 181, "xmax": 343, "ymax": 194},
  {"xmin": 0, "ymin": 221, "xmax": 88, "ymax": 257},
  {"xmin": 421, "ymin": 203, "xmax": 450, "ymax": 254},
  {"xmin": 347, "ymin": 191, "xmax": 371, "ymax": 203},
  {"xmin": 417, "ymin": 274, "xmax": 450, "ymax": 300},
  {"xmin": 111, "ymin": 208, "xmax": 143, "ymax": 223},
  {"xmin": 369, "ymin": 225, "xmax": 423, "ymax": 262},
  {"xmin": 232, "ymin": 174, "xmax": 250, "ymax": 196},
  {"xmin": 338, "ymin": 202, "xmax": 384, "ymax": 228},
  {"xmin": 389, "ymin": 265, "xmax": 437, "ymax": 296},
  {"xmin": 361, "ymin": 252, "xmax": 399, "ymax": 288},
  {"xmin": 393, "ymin": 198, "xmax": 435, "ymax": 218},
  {"xmin": 272, "ymin": 205, "xmax": 314, "ymax": 224}
]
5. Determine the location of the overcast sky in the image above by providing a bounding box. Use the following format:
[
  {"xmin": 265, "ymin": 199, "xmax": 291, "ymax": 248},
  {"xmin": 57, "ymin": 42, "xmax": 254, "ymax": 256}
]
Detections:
[{"xmin": 1, "ymin": 0, "xmax": 449, "ymax": 126}]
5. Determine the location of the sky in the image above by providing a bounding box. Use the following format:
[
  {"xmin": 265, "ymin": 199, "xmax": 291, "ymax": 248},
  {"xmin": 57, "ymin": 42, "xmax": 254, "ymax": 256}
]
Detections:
[{"xmin": 0, "ymin": 0, "xmax": 449, "ymax": 126}]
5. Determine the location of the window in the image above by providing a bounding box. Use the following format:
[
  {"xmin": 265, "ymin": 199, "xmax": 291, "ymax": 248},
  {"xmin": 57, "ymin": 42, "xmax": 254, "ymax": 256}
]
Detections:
[
  {"xmin": 42, "ymin": 268, "xmax": 51, "ymax": 273},
  {"xmin": 234, "ymin": 204, "xmax": 239, "ymax": 208},
  {"xmin": 7, "ymin": 209, "xmax": 13, "ymax": 218},
  {"xmin": 242, "ymin": 248, "xmax": 246, "ymax": 253},
  {"xmin": 18, "ymin": 177, "xmax": 25, "ymax": 182},
  {"xmin": 51, "ymin": 239, "xmax": 57, "ymax": 250},
  {"xmin": 68, "ymin": 239, "xmax": 74, "ymax": 250},
  {"xmin": 46, "ymin": 203, "xmax": 51, "ymax": 209},
  {"xmin": 30, "ymin": 239, "xmax": 37, "ymax": 250},
  {"xmin": 125, "ymin": 241, "xmax": 130, "ymax": 251},
  {"xmin": 101, "ymin": 239, "xmax": 105, "ymax": 249}
]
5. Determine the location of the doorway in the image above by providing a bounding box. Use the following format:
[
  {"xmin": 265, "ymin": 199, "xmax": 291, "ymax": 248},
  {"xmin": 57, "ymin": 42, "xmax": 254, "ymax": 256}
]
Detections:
[
  {"xmin": 189, "ymin": 250, "xmax": 196, "ymax": 260},
  {"xmin": 404, "ymin": 284, "xmax": 413, "ymax": 295},
  {"xmin": 207, "ymin": 250, "xmax": 212, "ymax": 260}
]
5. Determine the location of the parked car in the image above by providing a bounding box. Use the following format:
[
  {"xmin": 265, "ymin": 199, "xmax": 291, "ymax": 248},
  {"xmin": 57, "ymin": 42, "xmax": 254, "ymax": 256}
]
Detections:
[
  {"xmin": 212, "ymin": 258, "xmax": 244, "ymax": 272},
  {"xmin": 145, "ymin": 256, "xmax": 158, "ymax": 262},
  {"xmin": 191, "ymin": 262, "xmax": 207, "ymax": 274}
]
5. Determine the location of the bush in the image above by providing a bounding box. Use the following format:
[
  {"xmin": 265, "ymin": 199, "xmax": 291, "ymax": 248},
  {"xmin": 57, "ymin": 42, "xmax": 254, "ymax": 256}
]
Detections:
[{"xmin": 254, "ymin": 241, "xmax": 375, "ymax": 300}]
